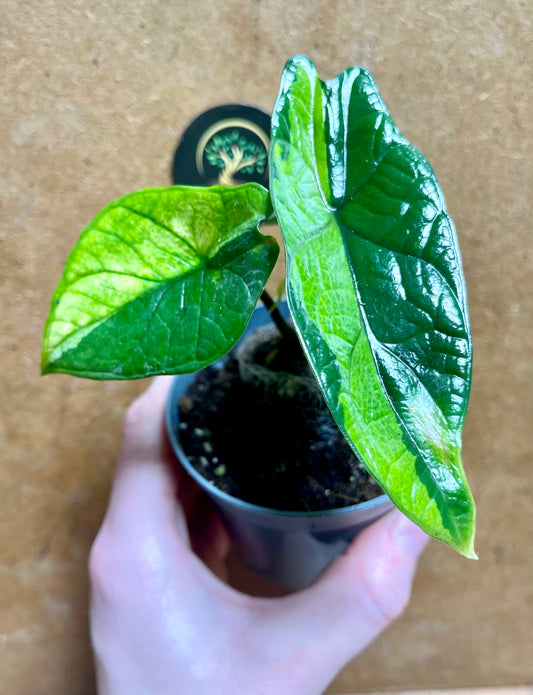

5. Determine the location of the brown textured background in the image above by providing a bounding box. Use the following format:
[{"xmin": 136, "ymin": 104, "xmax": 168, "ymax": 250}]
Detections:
[{"xmin": 1, "ymin": 1, "xmax": 532, "ymax": 693}]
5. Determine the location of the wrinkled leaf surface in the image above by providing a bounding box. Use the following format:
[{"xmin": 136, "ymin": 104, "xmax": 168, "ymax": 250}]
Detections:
[
  {"xmin": 42, "ymin": 184, "xmax": 277, "ymax": 378},
  {"xmin": 270, "ymin": 55, "xmax": 475, "ymax": 556}
]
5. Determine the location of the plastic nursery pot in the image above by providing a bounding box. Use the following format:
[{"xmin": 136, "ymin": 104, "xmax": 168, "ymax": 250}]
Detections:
[{"xmin": 165, "ymin": 303, "xmax": 394, "ymax": 590}]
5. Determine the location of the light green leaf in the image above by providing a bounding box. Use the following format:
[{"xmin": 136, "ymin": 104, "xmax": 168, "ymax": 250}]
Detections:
[
  {"xmin": 42, "ymin": 184, "xmax": 277, "ymax": 378},
  {"xmin": 270, "ymin": 55, "xmax": 475, "ymax": 556}
]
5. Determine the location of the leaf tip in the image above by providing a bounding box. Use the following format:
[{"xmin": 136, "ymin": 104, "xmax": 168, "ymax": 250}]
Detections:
[
  {"xmin": 462, "ymin": 532, "xmax": 478, "ymax": 560},
  {"xmin": 454, "ymin": 519, "xmax": 477, "ymax": 559},
  {"xmin": 460, "ymin": 544, "xmax": 478, "ymax": 560},
  {"xmin": 40, "ymin": 347, "xmax": 50, "ymax": 374},
  {"xmin": 40, "ymin": 354, "xmax": 55, "ymax": 376}
]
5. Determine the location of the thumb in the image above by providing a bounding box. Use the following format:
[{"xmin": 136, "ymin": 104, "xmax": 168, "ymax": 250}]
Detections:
[
  {"xmin": 316, "ymin": 509, "xmax": 429, "ymax": 643},
  {"xmin": 262, "ymin": 509, "xmax": 428, "ymax": 684}
]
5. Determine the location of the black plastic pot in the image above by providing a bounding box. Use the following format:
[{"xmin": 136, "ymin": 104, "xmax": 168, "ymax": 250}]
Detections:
[{"xmin": 165, "ymin": 304, "xmax": 393, "ymax": 589}]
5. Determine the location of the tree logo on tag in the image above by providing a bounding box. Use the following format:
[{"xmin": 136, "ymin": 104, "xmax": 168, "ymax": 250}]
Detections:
[{"xmin": 172, "ymin": 105, "xmax": 271, "ymax": 188}]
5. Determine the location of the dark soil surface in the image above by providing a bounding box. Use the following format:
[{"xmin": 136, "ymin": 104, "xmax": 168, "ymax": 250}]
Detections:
[{"xmin": 177, "ymin": 328, "xmax": 383, "ymax": 512}]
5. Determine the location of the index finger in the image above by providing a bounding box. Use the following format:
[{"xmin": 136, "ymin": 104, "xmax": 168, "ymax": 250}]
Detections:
[{"xmin": 106, "ymin": 376, "xmax": 189, "ymax": 541}]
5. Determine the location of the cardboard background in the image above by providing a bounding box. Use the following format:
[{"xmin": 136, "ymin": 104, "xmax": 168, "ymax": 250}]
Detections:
[{"xmin": 1, "ymin": 1, "xmax": 532, "ymax": 692}]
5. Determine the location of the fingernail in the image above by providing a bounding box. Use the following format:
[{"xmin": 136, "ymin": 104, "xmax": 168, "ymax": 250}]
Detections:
[{"xmin": 391, "ymin": 511, "xmax": 430, "ymax": 558}]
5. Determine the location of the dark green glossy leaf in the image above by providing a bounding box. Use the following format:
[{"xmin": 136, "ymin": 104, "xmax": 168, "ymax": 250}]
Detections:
[
  {"xmin": 42, "ymin": 184, "xmax": 277, "ymax": 378},
  {"xmin": 270, "ymin": 55, "xmax": 475, "ymax": 556}
]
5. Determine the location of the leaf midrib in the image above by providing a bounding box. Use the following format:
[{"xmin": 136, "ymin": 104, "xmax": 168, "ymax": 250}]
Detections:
[
  {"xmin": 282, "ymin": 147, "xmax": 468, "ymax": 536},
  {"xmin": 283, "ymin": 200, "xmax": 466, "ymax": 537},
  {"xmin": 340, "ymin": 227, "xmax": 469, "ymax": 541},
  {"xmin": 48, "ymin": 265, "xmax": 201, "ymax": 354},
  {"xmin": 116, "ymin": 205, "xmax": 208, "ymax": 260},
  {"xmin": 47, "ymin": 228, "xmax": 267, "ymax": 359}
]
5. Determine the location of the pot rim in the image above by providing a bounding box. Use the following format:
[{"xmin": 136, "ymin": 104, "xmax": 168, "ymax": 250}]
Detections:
[{"xmin": 166, "ymin": 373, "xmax": 391, "ymax": 520}]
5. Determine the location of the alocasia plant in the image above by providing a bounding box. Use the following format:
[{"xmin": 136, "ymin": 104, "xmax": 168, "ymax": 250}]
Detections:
[{"xmin": 42, "ymin": 55, "xmax": 475, "ymax": 557}]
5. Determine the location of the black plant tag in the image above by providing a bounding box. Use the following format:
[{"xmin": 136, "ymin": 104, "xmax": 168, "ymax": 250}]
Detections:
[{"xmin": 172, "ymin": 104, "xmax": 271, "ymax": 188}]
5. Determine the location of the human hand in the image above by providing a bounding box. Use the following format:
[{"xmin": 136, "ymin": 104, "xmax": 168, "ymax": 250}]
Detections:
[{"xmin": 89, "ymin": 376, "xmax": 429, "ymax": 695}]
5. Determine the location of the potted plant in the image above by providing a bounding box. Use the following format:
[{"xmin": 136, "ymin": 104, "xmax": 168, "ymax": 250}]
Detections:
[{"xmin": 42, "ymin": 55, "xmax": 476, "ymax": 588}]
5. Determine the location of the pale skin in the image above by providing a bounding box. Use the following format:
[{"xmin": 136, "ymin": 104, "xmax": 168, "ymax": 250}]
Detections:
[{"xmin": 89, "ymin": 376, "xmax": 429, "ymax": 695}]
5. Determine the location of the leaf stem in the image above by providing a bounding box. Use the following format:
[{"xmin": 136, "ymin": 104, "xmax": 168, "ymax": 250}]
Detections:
[{"xmin": 260, "ymin": 290, "xmax": 297, "ymax": 342}]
